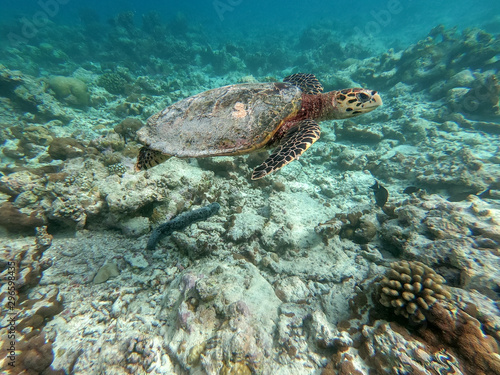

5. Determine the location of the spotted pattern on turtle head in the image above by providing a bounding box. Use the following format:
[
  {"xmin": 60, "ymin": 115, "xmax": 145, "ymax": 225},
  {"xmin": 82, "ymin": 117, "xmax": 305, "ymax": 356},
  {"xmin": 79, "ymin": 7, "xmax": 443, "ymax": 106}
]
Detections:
[{"xmin": 334, "ymin": 88, "xmax": 382, "ymax": 117}]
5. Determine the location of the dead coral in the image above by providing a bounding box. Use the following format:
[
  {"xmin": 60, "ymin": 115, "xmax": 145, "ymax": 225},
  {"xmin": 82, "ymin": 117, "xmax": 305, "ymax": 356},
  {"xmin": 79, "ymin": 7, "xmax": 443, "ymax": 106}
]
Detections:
[
  {"xmin": 13, "ymin": 226, "xmax": 53, "ymax": 289},
  {"xmin": 0, "ymin": 201, "xmax": 45, "ymax": 234},
  {"xmin": 322, "ymin": 352, "xmax": 364, "ymax": 375},
  {"xmin": 5, "ymin": 124, "xmax": 56, "ymax": 159},
  {"xmin": 461, "ymin": 74, "xmax": 500, "ymax": 116},
  {"xmin": 0, "ymin": 230, "xmax": 63, "ymax": 374},
  {"xmin": 316, "ymin": 210, "xmax": 378, "ymax": 245},
  {"xmin": 12, "ymin": 125, "xmax": 55, "ymax": 147},
  {"xmin": 114, "ymin": 117, "xmax": 143, "ymax": 142},
  {"xmin": 421, "ymin": 303, "xmax": 500, "ymax": 375},
  {"xmin": 0, "ymin": 63, "xmax": 23, "ymax": 94},
  {"xmin": 355, "ymin": 26, "xmax": 500, "ymax": 92},
  {"xmin": 0, "ymin": 64, "xmax": 72, "ymax": 123},
  {"xmin": 89, "ymin": 132, "xmax": 125, "ymax": 153},
  {"xmin": 379, "ymin": 260, "xmax": 452, "ymax": 323},
  {"xmin": 0, "ymin": 170, "xmax": 45, "ymax": 197},
  {"xmin": 48, "ymin": 137, "xmax": 86, "ymax": 160},
  {"xmin": 360, "ymin": 320, "xmax": 464, "ymax": 375},
  {"xmin": 13, "ymin": 331, "xmax": 61, "ymax": 374},
  {"xmin": 335, "ymin": 120, "xmax": 383, "ymax": 143}
]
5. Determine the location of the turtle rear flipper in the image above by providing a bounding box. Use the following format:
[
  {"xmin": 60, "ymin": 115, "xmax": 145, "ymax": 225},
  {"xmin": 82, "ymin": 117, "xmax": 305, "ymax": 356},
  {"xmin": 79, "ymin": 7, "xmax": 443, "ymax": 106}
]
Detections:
[
  {"xmin": 284, "ymin": 73, "xmax": 324, "ymax": 95},
  {"xmin": 251, "ymin": 119, "xmax": 321, "ymax": 180},
  {"xmin": 135, "ymin": 146, "xmax": 171, "ymax": 171}
]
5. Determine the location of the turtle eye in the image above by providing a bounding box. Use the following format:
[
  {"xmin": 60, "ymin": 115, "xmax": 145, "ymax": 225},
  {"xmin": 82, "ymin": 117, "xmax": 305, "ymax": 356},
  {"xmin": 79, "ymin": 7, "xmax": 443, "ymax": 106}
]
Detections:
[{"xmin": 357, "ymin": 92, "xmax": 370, "ymax": 102}]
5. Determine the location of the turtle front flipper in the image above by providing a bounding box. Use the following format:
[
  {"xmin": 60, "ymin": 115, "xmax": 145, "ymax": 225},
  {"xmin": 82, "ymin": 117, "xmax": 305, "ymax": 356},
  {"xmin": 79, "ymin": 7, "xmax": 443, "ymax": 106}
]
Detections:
[
  {"xmin": 251, "ymin": 119, "xmax": 321, "ymax": 180},
  {"xmin": 283, "ymin": 73, "xmax": 324, "ymax": 94},
  {"xmin": 135, "ymin": 146, "xmax": 171, "ymax": 171}
]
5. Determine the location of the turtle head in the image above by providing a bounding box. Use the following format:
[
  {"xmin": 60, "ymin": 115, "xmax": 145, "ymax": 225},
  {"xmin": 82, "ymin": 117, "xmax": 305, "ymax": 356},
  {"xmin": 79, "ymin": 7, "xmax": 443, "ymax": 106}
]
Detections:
[{"xmin": 331, "ymin": 88, "xmax": 382, "ymax": 119}]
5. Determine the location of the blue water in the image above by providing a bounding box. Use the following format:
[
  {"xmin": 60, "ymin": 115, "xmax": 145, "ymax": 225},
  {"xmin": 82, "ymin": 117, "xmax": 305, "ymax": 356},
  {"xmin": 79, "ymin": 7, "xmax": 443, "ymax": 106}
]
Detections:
[
  {"xmin": 1, "ymin": 0, "xmax": 499, "ymax": 49},
  {"xmin": 1, "ymin": 0, "xmax": 498, "ymax": 79}
]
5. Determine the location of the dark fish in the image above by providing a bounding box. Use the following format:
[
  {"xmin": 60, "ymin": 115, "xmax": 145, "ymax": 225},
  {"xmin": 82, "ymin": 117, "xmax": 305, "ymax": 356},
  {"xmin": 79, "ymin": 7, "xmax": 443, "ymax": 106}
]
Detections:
[
  {"xmin": 447, "ymin": 191, "xmax": 479, "ymax": 202},
  {"xmin": 403, "ymin": 186, "xmax": 420, "ymax": 195},
  {"xmin": 448, "ymin": 188, "xmax": 492, "ymax": 202},
  {"xmin": 478, "ymin": 189, "xmax": 491, "ymax": 199},
  {"xmin": 370, "ymin": 181, "xmax": 389, "ymax": 207}
]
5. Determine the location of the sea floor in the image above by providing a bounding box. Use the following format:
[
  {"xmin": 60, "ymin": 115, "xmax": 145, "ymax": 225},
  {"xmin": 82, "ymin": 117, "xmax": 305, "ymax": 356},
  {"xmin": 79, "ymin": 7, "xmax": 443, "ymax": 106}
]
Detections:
[{"xmin": 0, "ymin": 20, "xmax": 500, "ymax": 375}]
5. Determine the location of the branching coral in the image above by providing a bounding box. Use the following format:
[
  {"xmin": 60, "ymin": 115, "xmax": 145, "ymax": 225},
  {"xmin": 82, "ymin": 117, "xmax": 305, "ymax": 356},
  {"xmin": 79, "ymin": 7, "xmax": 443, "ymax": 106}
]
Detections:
[{"xmin": 379, "ymin": 260, "xmax": 452, "ymax": 322}]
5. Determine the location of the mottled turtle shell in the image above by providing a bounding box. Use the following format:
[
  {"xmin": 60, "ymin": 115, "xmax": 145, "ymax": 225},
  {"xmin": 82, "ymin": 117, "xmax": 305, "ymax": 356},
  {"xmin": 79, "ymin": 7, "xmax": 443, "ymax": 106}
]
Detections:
[{"xmin": 137, "ymin": 82, "xmax": 303, "ymax": 157}]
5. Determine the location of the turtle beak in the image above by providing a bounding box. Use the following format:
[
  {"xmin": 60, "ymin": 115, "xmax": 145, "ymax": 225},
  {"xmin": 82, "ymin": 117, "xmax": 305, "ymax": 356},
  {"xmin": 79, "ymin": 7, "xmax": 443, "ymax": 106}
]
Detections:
[
  {"xmin": 353, "ymin": 89, "xmax": 382, "ymax": 114},
  {"xmin": 371, "ymin": 91, "xmax": 383, "ymax": 107}
]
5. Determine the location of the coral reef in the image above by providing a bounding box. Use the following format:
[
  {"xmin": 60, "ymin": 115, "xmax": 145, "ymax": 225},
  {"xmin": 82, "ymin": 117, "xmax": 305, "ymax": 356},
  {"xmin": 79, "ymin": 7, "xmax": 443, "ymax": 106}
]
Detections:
[
  {"xmin": 354, "ymin": 26, "xmax": 500, "ymax": 91},
  {"xmin": 107, "ymin": 162, "xmax": 127, "ymax": 176},
  {"xmin": 380, "ymin": 194, "xmax": 500, "ymax": 295},
  {"xmin": 97, "ymin": 72, "xmax": 129, "ymax": 95},
  {"xmin": 0, "ymin": 11, "xmax": 499, "ymax": 375},
  {"xmin": 114, "ymin": 117, "xmax": 143, "ymax": 142},
  {"xmin": 360, "ymin": 320, "xmax": 463, "ymax": 375},
  {"xmin": 0, "ymin": 229, "xmax": 63, "ymax": 374},
  {"xmin": 48, "ymin": 76, "xmax": 89, "ymax": 108},
  {"xmin": 0, "ymin": 65, "xmax": 72, "ymax": 123},
  {"xmin": 422, "ymin": 303, "xmax": 500, "ymax": 375},
  {"xmin": 362, "ymin": 297, "xmax": 500, "ymax": 374},
  {"xmin": 0, "ymin": 201, "xmax": 45, "ymax": 233},
  {"xmin": 47, "ymin": 137, "xmax": 86, "ymax": 160},
  {"xmin": 161, "ymin": 260, "xmax": 281, "ymax": 374},
  {"xmin": 379, "ymin": 260, "xmax": 452, "ymax": 322},
  {"xmin": 320, "ymin": 259, "xmax": 500, "ymax": 375}
]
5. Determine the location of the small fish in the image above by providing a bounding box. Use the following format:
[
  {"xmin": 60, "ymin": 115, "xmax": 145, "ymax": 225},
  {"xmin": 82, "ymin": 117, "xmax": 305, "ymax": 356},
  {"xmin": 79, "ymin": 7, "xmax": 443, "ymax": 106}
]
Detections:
[
  {"xmin": 448, "ymin": 188, "xmax": 492, "ymax": 202},
  {"xmin": 403, "ymin": 186, "xmax": 420, "ymax": 195},
  {"xmin": 478, "ymin": 189, "xmax": 491, "ymax": 199},
  {"xmin": 370, "ymin": 181, "xmax": 389, "ymax": 207},
  {"xmin": 447, "ymin": 191, "xmax": 479, "ymax": 202}
]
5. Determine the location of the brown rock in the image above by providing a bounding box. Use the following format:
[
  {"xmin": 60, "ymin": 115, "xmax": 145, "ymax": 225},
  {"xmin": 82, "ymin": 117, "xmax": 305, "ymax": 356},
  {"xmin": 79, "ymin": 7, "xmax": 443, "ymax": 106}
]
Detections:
[
  {"xmin": 0, "ymin": 202, "xmax": 45, "ymax": 233},
  {"xmin": 48, "ymin": 137, "xmax": 85, "ymax": 160}
]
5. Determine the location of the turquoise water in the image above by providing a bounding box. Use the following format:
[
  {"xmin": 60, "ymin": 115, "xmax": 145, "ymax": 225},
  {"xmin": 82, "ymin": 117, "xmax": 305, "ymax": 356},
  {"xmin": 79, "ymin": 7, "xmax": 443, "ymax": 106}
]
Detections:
[
  {"xmin": 1, "ymin": 1, "xmax": 499, "ymax": 375},
  {"xmin": 2, "ymin": 1, "xmax": 500, "ymax": 57}
]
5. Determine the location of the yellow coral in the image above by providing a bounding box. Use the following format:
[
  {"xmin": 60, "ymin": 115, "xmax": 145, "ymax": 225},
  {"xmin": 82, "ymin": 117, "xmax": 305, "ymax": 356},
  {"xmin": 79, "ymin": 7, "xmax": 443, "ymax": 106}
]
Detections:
[
  {"xmin": 220, "ymin": 362, "xmax": 252, "ymax": 375},
  {"xmin": 379, "ymin": 260, "xmax": 452, "ymax": 322}
]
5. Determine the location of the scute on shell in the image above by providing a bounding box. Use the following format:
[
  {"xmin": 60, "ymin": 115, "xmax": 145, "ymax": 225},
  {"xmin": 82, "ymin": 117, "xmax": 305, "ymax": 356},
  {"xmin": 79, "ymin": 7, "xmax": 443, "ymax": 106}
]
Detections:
[{"xmin": 137, "ymin": 82, "xmax": 303, "ymax": 157}]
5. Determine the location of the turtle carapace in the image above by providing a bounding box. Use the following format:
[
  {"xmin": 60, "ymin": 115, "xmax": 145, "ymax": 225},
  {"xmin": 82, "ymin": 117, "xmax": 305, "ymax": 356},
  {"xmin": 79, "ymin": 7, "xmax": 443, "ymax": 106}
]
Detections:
[{"xmin": 136, "ymin": 73, "xmax": 382, "ymax": 179}]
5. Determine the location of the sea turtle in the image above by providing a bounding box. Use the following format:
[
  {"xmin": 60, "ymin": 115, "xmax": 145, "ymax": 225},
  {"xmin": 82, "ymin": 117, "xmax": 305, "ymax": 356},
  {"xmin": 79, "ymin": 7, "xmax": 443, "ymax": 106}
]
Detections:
[{"xmin": 136, "ymin": 73, "xmax": 382, "ymax": 179}]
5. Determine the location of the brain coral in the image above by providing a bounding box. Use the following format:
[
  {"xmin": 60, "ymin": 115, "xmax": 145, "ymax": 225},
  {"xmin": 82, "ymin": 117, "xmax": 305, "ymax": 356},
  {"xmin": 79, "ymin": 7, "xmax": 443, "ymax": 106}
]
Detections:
[
  {"xmin": 379, "ymin": 260, "xmax": 452, "ymax": 323},
  {"xmin": 48, "ymin": 75, "xmax": 89, "ymax": 107}
]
